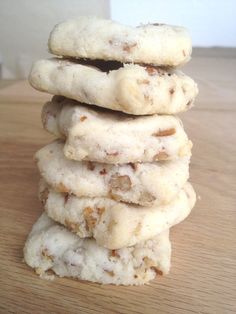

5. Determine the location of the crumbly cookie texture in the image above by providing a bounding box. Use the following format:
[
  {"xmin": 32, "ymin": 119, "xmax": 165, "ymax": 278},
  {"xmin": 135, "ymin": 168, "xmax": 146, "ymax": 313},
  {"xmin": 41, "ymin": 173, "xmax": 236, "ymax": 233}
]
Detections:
[
  {"xmin": 39, "ymin": 180, "xmax": 196, "ymax": 249},
  {"xmin": 23, "ymin": 213, "xmax": 171, "ymax": 285},
  {"xmin": 35, "ymin": 140, "xmax": 190, "ymax": 206},
  {"xmin": 48, "ymin": 16, "xmax": 192, "ymax": 67},
  {"xmin": 42, "ymin": 97, "xmax": 192, "ymax": 164},
  {"xmin": 29, "ymin": 59, "xmax": 198, "ymax": 115}
]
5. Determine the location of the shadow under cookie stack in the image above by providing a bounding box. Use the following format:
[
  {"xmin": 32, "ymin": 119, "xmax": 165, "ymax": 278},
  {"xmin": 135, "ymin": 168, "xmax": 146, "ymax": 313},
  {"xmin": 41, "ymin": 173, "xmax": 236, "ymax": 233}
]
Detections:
[{"xmin": 24, "ymin": 16, "xmax": 198, "ymax": 285}]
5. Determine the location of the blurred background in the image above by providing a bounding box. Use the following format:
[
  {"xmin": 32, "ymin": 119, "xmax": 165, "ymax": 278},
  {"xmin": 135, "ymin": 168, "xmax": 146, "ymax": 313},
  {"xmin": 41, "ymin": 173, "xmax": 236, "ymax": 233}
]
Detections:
[{"xmin": 0, "ymin": 0, "xmax": 236, "ymax": 79}]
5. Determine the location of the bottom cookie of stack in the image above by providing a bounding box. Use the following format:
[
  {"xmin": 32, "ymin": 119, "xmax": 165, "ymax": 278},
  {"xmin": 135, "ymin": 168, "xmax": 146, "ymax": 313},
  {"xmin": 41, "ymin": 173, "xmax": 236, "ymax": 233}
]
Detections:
[{"xmin": 23, "ymin": 213, "xmax": 171, "ymax": 285}]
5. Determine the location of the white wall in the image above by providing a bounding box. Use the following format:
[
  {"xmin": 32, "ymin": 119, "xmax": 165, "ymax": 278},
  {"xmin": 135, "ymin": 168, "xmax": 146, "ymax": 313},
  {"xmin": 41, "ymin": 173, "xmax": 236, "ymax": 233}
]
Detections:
[
  {"xmin": 110, "ymin": 0, "xmax": 236, "ymax": 47},
  {"xmin": 1, "ymin": 0, "xmax": 235, "ymax": 79},
  {"xmin": 0, "ymin": 0, "xmax": 109, "ymax": 78}
]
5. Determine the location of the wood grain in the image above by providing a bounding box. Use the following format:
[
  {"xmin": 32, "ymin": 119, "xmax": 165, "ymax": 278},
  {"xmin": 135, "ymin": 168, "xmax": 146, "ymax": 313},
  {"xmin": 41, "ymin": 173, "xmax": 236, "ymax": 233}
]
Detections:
[{"xmin": 0, "ymin": 54, "xmax": 236, "ymax": 314}]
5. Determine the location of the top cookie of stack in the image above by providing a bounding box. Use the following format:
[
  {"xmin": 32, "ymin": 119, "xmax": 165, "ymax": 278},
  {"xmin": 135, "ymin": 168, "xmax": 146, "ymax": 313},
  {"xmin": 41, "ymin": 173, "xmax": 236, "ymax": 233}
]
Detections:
[{"xmin": 30, "ymin": 16, "xmax": 198, "ymax": 115}]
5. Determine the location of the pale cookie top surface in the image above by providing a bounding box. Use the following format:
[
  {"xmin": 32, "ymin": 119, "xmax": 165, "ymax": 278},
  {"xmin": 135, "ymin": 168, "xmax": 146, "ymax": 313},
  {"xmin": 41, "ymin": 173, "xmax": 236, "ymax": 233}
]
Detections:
[
  {"xmin": 24, "ymin": 213, "xmax": 171, "ymax": 285},
  {"xmin": 48, "ymin": 16, "xmax": 192, "ymax": 66}
]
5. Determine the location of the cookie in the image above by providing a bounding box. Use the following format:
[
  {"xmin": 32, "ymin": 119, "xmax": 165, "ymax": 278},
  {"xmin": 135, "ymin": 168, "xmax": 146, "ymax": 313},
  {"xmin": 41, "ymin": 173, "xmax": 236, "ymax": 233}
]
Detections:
[
  {"xmin": 29, "ymin": 58, "xmax": 198, "ymax": 115},
  {"xmin": 39, "ymin": 180, "xmax": 196, "ymax": 249},
  {"xmin": 35, "ymin": 140, "xmax": 190, "ymax": 206},
  {"xmin": 42, "ymin": 97, "xmax": 192, "ymax": 164},
  {"xmin": 48, "ymin": 16, "xmax": 191, "ymax": 66},
  {"xmin": 24, "ymin": 213, "xmax": 171, "ymax": 285}
]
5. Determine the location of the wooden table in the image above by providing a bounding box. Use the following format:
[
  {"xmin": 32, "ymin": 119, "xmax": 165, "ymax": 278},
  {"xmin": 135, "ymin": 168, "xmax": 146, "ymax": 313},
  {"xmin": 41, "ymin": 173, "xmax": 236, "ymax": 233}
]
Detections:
[{"xmin": 0, "ymin": 51, "xmax": 235, "ymax": 314}]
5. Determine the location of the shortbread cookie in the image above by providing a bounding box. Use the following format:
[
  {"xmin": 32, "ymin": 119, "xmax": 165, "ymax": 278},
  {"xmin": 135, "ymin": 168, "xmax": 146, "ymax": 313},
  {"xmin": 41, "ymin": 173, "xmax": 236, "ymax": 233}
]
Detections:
[
  {"xmin": 24, "ymin": 213, "xmax": 171, "ymax": 285},
  {"xmin": 48, "ymin": 16, "xmax": 191, "ymax": 66},
  {"xmin": 42, "ymin": 97, "xmax": 192, "ymax": 164},
  {"xmin": 35, "ymin": 140, "xmax": 190, "ymax": 206},
  {"xmin": 39, "ymin": 180, "xmax": 196, "ymax": 249},
  {"xmin": 29, "ymin": 59, "xmax": 198, "ymax": 115}
]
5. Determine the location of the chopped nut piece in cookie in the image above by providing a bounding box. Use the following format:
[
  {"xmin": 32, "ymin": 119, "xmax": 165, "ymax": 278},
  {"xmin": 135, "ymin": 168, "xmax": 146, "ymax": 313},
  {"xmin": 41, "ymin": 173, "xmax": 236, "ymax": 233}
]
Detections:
[
  {"xmin": 150, "ymin": 267, "xmax": 163, "ymax": 276},
  {"xmin": 139, "ymin": 191, "xmax": 155, "ymax": 204},
  {"xmin": 154, "ymin": 151, "xmax": 169, "ymax": 160},
  {"xmin": 122, "ymin": 42, "xmax": 137, "ymax": 52},
  {"xmin": 97, "ymin": 207, "xmax": 105, "ymax": 218},
  {"xmin": 109, "ymin": 174, "xmax": 132, "ymax": 191},
  {"xmin": 65, "ymin": 219, "xmax": 80, "ymax": 232},
  {"xmin": 106, "ymin": 151, "xmax": 119, "ymax": 157},
  {"xmin": 110, "ymin": 249, "xmax": 120, "ymax": 258},
  {"xmin": 107, "ymin": 220, "xmax": 117, "ymax": 232},
  {"xmin": 57, "ymin": 182, "xmax": 69, "ymax": 193},
  {"xmin": 87, "ymin": 161, "xmax": 95, "ymax": 171},
  {"xmin": 35, "ymin": 267, "xmax": 44, "ymax": 275},
  {"xmin": 152, "ymin": 128, "xmax": 176, "ymax": 137},
  {"xmin": 80, "ymin": 115, "xmax": 87, "ymax": 122},
  {"xmin": 39, "ymin": 188, "xmax": 49, "ymax": 205},
  {"xmin": 104, "ymin": 270, "xmax": 115, "ymax": 277},
  {"xmin": 83, "ymin": 207, "xmax": 97, "ymax": 231},
  {"xmin": 144, "ymin": 93, "xmax": 151, "ymax": 101},
  {"xmin": 143, "ymin": 257, "xmax": 155, "ymax": 267},
  {"xmin": 41, "ymin": 248, "xmax": 54, "ymax": 262},
  {"xmin": 145, "ymin": 66, "xmax": 158, "ymax": 76},
  {"xmin": 134, "ymin": 222, "xmax": 142, "ymax": 236},
  {"xmin": 64, "ymin": 193, "xmax": 70, "ymax": 204},
  {"xmin": 99, "ymin": 168, "xmax": 107, "ymax": 175},
  {"xmin": 169, "ymin": 88, "xmax": 175, "ymax": 95},
  {"xmin": 137, "ymin": 79, "xmax": 150, "ymax": 85},
  {"xmin": 41, "ymin": 112, "xmax": 49, "ymax": 129},
  {"xmin": 129, "ymin": 162, "xmax": 139, "ymax": 171}
]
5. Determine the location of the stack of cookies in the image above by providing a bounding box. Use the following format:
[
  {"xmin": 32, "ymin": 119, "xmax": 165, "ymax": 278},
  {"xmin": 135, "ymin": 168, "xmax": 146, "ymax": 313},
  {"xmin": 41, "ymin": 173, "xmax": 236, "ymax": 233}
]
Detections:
[{"xmin": 24, "ymin": 16, "xmax": 198, "ymax": 285}]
